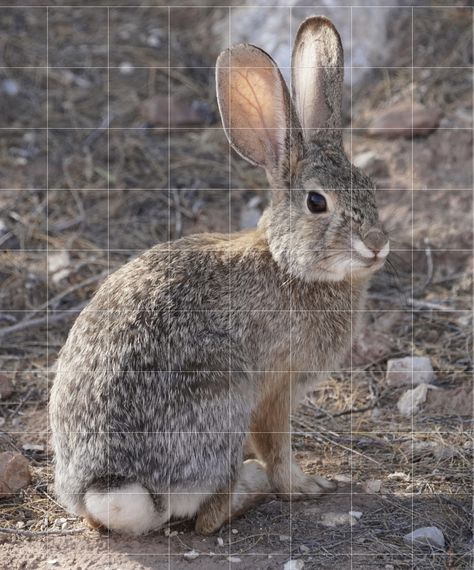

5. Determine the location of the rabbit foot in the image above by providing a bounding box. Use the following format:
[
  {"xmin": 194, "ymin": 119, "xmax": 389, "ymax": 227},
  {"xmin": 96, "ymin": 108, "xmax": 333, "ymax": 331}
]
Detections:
[
  {"xmin": 195, "ymin": 460, "xmax": 272, "ymax": 535},
  {"xmin": 274, "ymin": 463, "xmax": 337, "ymax": 500},
  {"xmin": 195, "ymin": 492, "xmax": 230, "ymax": 535}
]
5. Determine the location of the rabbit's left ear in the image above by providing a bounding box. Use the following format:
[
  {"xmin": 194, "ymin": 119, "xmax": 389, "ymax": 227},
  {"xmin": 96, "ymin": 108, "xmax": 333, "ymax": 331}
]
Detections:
[
  {"xmin": 216, "ymin": 44, "xmax": 302, "ymax": 182},
  {"xmin": 292, "ymin": 17, "xmax": 344, "ymax": 143}
]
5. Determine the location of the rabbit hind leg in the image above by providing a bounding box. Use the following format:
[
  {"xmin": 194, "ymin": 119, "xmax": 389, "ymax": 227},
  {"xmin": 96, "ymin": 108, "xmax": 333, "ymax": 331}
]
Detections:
[{"xmin": 194, "ymin": 459, "xmax": 271, "ymax": 535}]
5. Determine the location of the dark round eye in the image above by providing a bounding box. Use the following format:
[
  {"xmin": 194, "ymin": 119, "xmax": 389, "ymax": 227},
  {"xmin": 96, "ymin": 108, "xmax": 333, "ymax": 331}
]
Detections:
[{"xmin": 307, "ymin": 192, "xmax": 327, "ymax": 214}]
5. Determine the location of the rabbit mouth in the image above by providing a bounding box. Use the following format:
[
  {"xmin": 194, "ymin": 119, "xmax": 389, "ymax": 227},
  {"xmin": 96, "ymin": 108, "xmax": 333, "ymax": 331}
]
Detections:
[{"xmin": 350, "ymin": 255, "xmax": 386, "ymax": 274}]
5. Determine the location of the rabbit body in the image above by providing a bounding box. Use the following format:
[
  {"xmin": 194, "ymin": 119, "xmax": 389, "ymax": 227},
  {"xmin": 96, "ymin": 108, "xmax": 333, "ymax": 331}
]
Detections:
[{"xmin": 51, "ymin": 16, "xmax": 388, "ymax": 535}]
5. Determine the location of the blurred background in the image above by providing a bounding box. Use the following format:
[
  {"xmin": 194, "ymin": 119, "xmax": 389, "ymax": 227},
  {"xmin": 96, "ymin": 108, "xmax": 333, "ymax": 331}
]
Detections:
[{"xmin": 0, "ymin": 2, "xmax": 472, "ymax": 568}]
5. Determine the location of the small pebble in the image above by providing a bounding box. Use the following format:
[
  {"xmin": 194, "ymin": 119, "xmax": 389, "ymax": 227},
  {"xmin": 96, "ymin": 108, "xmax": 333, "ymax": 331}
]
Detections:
[
  {"xmin": 387, "ymin": 356, "xmax": 435, "ymax": 387},
  {"xmin": 397, "ymin": 384, "xmax": 430, "ymax": 416},
  {"xmin": 299, "ymin": 545, "xmax": 310, "ymax": 553},
  {"xmin": 349, "ymin": 511, "xmax": 363, "ymax": 519},
  {"xmin": 363, "ymin": 479, "xmax": 382, "ymax": 494},
  {"xmin": 404, "ymin": 526, "xmax": 445, "ymax": 549},
  {"xmin": 227, "ymin": 556, "xmax": 241, "ymax": 563},
  {"xmin": 284, "ymin": 560, "xmax": 305, "ymax": 570},
  {"xmin": 119, "ymin": 61, "xmax": 134, "ymax": 75},
  {"xmin": 216, "ymin": 537, "xmax": 224, "ymax": 547},
  {"xmin": 2, "ymin": 79, "xmax": 19, "ymax": 96},
  {"xmin": 231, "ymin": 528, "xmax": 238, "ymax": 534},
  {"xmin": 22, "ymin": 443, "xmax": 44, "ymax": 452},
  {"xmin": 183, "ymin": 549, "xmax": 200, "ymax": 560}
]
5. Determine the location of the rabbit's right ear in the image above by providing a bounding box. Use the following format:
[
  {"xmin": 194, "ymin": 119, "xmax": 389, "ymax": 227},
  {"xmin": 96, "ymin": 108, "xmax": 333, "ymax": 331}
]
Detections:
[
  {"xmin": 292, "ymin": 17, "xmax": 344, "ymax": 143},
  {"xmin": 216, "ymin": 44, "xmax": 302, "ymax": 181}
]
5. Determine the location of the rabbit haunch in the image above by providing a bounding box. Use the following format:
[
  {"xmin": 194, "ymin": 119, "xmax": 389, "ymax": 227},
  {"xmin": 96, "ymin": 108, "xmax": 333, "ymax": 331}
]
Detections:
[{"xmin": 50, "ymin": 17, "xmax": 388, "ymax": 536}]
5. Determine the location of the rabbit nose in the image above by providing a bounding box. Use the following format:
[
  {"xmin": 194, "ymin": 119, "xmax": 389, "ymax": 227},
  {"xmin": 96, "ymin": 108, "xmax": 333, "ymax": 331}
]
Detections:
[{"xmin": 363, "ymin": 228, "xmax": 389, "ymax": 258}]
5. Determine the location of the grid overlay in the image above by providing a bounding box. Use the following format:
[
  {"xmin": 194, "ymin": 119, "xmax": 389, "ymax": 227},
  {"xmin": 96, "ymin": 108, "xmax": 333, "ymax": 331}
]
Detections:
[{"xmin": 0, "ymin": 3, "xmax": 472, "ymax": 570}]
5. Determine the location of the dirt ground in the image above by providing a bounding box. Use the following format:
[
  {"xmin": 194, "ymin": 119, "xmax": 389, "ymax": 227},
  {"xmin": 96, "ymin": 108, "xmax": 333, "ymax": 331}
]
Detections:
[{"xmin": 0, "ymin": 3, "xmax": 473, "ymax": 570}]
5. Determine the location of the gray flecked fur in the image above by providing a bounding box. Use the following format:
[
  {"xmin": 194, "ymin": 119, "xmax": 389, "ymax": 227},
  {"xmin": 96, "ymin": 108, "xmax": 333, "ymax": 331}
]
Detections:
[{"xmin": 50, "ymin": 16, "xmax": 387, "ymax": 524}]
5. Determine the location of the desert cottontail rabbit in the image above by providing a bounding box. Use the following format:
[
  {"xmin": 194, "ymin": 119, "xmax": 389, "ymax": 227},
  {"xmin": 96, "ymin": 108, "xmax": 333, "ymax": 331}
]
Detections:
[{"xmin": 50, "ymin": 16, "xmax": 389, "ymax": 536}]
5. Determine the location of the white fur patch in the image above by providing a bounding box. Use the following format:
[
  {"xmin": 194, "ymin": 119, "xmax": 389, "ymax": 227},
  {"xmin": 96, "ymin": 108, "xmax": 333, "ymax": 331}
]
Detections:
[
  {"xmin": 352, "ymin": 238, "xmax": 375, "ymax": 259},
  {"xmin": 378, "ymin": 241, "xmax": 390, "ymax": 258},
  {"xmin": 168, "ymin": 491, "xmax": 209, "ymax": 518},
  {"xmin": 85, "ymin": 483, "xmax": 165, "ymax": 535}
]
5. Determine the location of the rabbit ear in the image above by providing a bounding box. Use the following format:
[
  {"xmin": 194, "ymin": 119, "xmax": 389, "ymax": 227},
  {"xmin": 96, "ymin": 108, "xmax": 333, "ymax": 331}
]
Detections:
[
  {"xmin": 216, "ymin": 44, "xmax": 302, "ymax": 179},
  {"xmin": 292, "ymin": 17, "xmax": 344, "ymax": 142}
]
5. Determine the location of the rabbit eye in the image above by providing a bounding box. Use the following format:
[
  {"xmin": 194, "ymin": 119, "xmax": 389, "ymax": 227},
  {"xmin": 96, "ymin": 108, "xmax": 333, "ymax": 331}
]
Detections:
[{"xmin": 307, "ymin": 192, "xmax": 327, "ymax": 214}]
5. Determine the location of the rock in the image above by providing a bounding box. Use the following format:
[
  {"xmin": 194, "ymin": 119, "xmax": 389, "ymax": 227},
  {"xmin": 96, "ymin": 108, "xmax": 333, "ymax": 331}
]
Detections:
[
  {"xmin": 227, "ymin": 556, "xmax": 241, "ymax": 563},
  {"xmin": 299, "ymin": 545, "xmax": 310, "ymax": 554},
  {"xmin": 403, "ymin": 526, "xmax": 445, "ymax": 550},
  {"xmin": 2, "ymin": 79, "xmax": 19, "ymax": 96},
  {"xmin": 216, "ymin": 537, "xmax": 224, "ymax": 547},
  {"xmin": 353, "ymin": 151, "xmax": 389, "ymax": 178},
  {"xmin": 48, "ymin": 251, "xmax": 71, "ymax": 284},
  {"xmin": 119, "ymin": 61, "xmax": 134, "ymax": 75},
  {"xmin": 22, "ymin": 443, "xmax": 44, "ymax": 452},
  {"xmin": 397, "ymin": 383, "xmax": 430, "ymax": 416},
  {"xmin": 0, "ymin": 373, "xmax": 14, "ymax": 400},
  {"xmin": 146, "ymin": 29, "xmax": 162, "ymax": 48},
  {"xmin": 284, "ymin": 560, "xmax": 305, "ymax": 570},
  {"xmin": 141, "ymin": 95, "xmax": 213, "ymax": 127},
  {"xmin": 0, "ymin": 452, "xmax": 31, "ymax": 497},
  {"xmin": 349, "ymin": 511, "xmax": 363, "ymax": 520},
  {"xmin": 320, "ymin": 511, "xmax": 358, "ymax": 527},
  {"xmin": 183, "ymin": 549, "xmax": 200, "ymax": 561},
  {"xmin": 386, "ymin": 356, "xmax": 435, "ymax": 387},
  {"xmin": 368, "ymin": 101, "xmax": 442, "ymax": 138},
  {"xmin": 363, "ymin": 479, "xmax": 382, "ymax": 494}
]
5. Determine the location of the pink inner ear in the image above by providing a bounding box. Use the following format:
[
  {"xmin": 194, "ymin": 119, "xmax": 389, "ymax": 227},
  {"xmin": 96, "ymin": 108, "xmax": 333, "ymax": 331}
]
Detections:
[
  {"xmin": 217, "ymin": 45, "xmax": 291, "ymax": 169},
  {"xmin": 232, "ymin": 67, "xmax": 287, "ymax": 163}
]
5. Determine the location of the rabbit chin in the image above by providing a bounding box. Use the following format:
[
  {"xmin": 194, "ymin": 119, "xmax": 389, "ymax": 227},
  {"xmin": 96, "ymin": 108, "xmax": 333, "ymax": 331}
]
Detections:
[{"xmin": 303, "ymin": 258, "xmax": 377, "ymax": 283}]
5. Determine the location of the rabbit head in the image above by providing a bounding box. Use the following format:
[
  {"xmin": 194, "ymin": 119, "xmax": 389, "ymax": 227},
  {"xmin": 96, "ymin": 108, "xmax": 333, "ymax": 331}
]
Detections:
[{"xmin": 216, "ymin": 16, "xmax": 389, "ymax": 283}]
